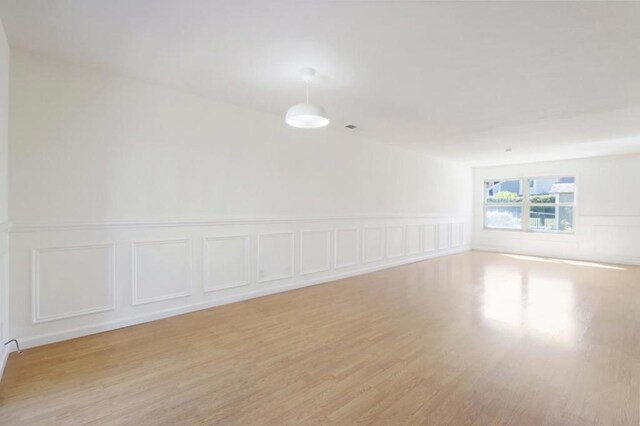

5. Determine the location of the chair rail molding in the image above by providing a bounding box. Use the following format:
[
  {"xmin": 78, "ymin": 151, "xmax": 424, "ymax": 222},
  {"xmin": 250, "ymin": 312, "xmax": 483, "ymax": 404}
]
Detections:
[{"xmin": 9, "ymin": 215, "xmax": 473, "ymax": 233}]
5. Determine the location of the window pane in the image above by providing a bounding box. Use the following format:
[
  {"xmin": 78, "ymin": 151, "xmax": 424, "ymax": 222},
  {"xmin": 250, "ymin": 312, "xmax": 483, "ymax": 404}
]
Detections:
[
  {"xmin": 485, "ymin": 180, "xmax": 523, "ymax": 203},
  {"xmin": 529, "ymin": 176, "xmax": 575, "ymax": 204},
  {"xmin": 485, "ymin": 207, "xmax": 522, "ymax": 229},
  {"xmin": 529, "ymin": 206, "xmax": 573, "ymax": 232},
  {"xmin": 559, "ymin": 192, "xmax": 574, "ymax": 203}
]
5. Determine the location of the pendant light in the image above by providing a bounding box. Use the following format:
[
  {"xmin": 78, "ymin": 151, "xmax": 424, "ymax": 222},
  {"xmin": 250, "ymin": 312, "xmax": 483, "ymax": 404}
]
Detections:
[{"xmin": 285, "ymin": 68, "xmax": 330, "ymax": 128}]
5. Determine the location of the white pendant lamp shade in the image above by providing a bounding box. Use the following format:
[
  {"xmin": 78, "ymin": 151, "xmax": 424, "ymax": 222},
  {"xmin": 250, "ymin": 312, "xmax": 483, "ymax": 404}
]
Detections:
[
  {"xmin": 286, "ymin": 103, "xmax": 330, "ymax": 128},
  {"xmin": 285, "ymin": 68, "xmax": 330, "ymax": 128}
]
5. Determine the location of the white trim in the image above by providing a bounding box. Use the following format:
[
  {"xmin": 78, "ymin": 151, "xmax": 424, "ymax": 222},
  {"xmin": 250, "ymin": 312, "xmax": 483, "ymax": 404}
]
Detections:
[
  {"xmin": 0, "ymin": 344, "xmax": 11, "ymax": 381},
  {"xmin": 131, "ymin": 239, "xmax": 193, "ymax": 305},
  {"xmin": 462, "ymin": 222, "xmax": 469, "ymax": 245},
  {"xmin": 257, "ymin": 232, "xmax": 295, "ymax": 283},
  {"xmin": 362, "ymin": 227, "xmax": 386, "ymax": 263},
  {"xmin": 579, "ymin": 214, "xmax": 640, "ymax": 218},
  {"xmin": 203, "ymin": 235, "xmax": 251, "ymax": 293},
  {"xmin": 299, "ymin": 230, "xmax": 332, "ymax": 276},
  {"xmin": 32, "ymin": 243, "xmax": 116, "ymax": 323},
  {"xmin": 0, "ymin": 221, "xmax": 11, "ymax": 233},
  {"xmin": 405, "ymin": 224, "xmax": 423, "ymax": 256},
  {"xmin": 10, "ymin": 215, "xmax": 473, "ymax": 233},
  {"xmin": 17, "ymin": 247, "xmax": 471, "ymax": 350},
  {"xmin": 451, "ymin": 222, "xmax": 463, "ymax": 248},
  {"xmin": 593, "ymin": 224, "xmax": 640, "ymax": 260},
  {"xmin": 423, "ymin": 223, "xmax": 437, "ymax": 253},
  {"xmin": 475, "ymin": 227, "xmax": 578, "ymax": 242},
  {"xmin": 334, "ymin": 228, "xmax": 360, "ymax": 269},
  {"xmin": 522, "ymin": 176, "xmax": 531, "ymax": 230},
  {"xmin": 385, "ymin": 226, "xmax": 405, "ymax": 259},
  {"xmin": 437, "ymin": 223, "xmax": 451, "ymax": 250}
]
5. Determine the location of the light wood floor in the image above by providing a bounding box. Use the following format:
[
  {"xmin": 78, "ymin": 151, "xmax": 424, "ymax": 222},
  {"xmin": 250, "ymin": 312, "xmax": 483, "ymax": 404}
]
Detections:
[{"xmin": 1, "ymin": 251, "xmax": 639, "ymax": 425}]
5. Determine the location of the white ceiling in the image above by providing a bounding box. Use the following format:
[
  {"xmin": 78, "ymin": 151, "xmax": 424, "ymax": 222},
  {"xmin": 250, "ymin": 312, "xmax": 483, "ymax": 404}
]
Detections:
[{"xmin": 1, "ymin": 0, "xmax": 640, "ymax": 166}]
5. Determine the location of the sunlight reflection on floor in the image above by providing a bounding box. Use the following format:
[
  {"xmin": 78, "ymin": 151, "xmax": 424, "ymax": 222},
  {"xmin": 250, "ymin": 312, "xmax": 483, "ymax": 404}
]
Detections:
[
  {"xmin": 482, "ymin": 265, "xmax": 576, "ymax": 347},
  {"xmin": 501, "ymin": 253, "xmax": 626, "ymax": 270},
  {"xmin": 483, "ymin": 268, "xmax": 523, "ymax": 326}
]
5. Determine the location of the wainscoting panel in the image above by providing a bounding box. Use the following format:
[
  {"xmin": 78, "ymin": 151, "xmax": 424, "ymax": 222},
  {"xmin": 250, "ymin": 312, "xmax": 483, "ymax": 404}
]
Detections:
[
  {"xmin": 334, "ymin": 228, "xmax": 359, "ymax": 269},
  {"xmin": 405, "ymin": 225, "xmax": 422, "ymax": 255},
  {"xmin": 33, "ymin": 244, "xmax": 115, "ymax": 323},
  {"xmin": 462, "ymin": 222, "xmax": 470, "ymax": 245},
  {"xmin": 451, "ymin": 223, "xmax": 463, "ymax": 248},
  {"xmin": 423, "ymin": 224, "xmax": 437, "ymax": 252},
  {"xmin": 8, "ymin": 216, "xmax": 471, "ymax": 351},
  {"xmin": 204, "ymin": 235, "xmax": 250, "ymax": 292},
  {"xmin": 594, "ymin": 225, "xmax": 640, "ymax": 258},
  {"xmin": 438, "ymin": 224, "xmax": 451, "ymax": 250},
  {"xmin": 363, "ymin": 227, "xmax": 385, "ymax": 263},
  {"xmin": 258, "ymin": 232, "xmax": 294, "ymax": 282},
  {"xmin": 132, "ymin": 239, "xmax": 193, "ymax": 305},
  {"xmin": 473, "ymin": 214, "xmax": 640, "ymax": 266},
  {"xmin": 300, "ymin": 230, "xmax": 331, "ymax": 275},
  {"xmin": 386, "ymin": 226, "xmax": 404, "ymax": 259}
]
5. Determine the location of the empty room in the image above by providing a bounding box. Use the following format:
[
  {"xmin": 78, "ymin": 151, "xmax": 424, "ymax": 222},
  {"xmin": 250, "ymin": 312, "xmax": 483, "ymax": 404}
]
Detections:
[{"xmin": 0, "ymin": 1, "xmax": 639, "ymax": 424}]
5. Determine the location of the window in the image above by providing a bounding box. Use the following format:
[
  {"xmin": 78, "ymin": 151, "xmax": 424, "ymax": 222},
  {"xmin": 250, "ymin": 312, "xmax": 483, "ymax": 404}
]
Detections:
[
  {"xmin": 528, "ymin": 176, "xmax": 575, "ymax": 232},
  {"xmin": 484, "ymin": 179, "xmax": 524, "ymax": 230},
  {"xmin": 484, "ymin": 176, "xmax": 575, "ymax": 233}
]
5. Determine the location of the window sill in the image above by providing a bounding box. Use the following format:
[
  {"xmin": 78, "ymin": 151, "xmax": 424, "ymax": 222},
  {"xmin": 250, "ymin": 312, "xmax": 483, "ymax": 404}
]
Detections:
[
  {"xmin": 481, "ymin": 227, "xmax": 577, "ymax": 241},
  {"xmin": 483, "ymin": 227, "xmax": 574, "ymax": 235}
]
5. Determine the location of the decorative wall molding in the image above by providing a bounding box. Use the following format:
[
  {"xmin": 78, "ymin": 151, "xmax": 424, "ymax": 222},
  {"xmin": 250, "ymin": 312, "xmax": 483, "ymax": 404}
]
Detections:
[
  {"xmin": 438, "ymin": 223, "xmax": 451, "ymax": 250},
  {"xmin": 385, "ymin": 226, "xmax": 404, "ymax": 259},
  {"xmin": 363, "ymin": 227, "xmax": 385, "ymax": 263},
  {"xmin": 131, "ymin": 239, "xmax": 193, "ymax": 305},
  {"xmin": 451, "ymin": 222, "xmax": 463, "ymax": 248},
  {"xmin": 462, "ymin": 222, "xmax": 469, "ymax": 245},
  {"xmin": 405, "ymin": 224, "xmax": 422, "ymax": 255},
  {"xmin": 16, "ymin": 245, "xmax": 471, "ymax": 351},
  {"xmin": 334, "ymin": 228, "xmax": 360, "ymax": 269},
  {"xmin": 0, "ymin": 345, "xmax": 10, "ymax": 381},
  {"xmin": 10, "ymin": 215, "xmax": 473, "ymax": 233},
  {"xmin": 300, "ymin": 230, "xmax": 332, "ymax": 276},
  {"xmin": 11, "ymin": 217, "xmax": 473, "ymax": 352},
  {"xmin": 594, "ymin": 225, "xmax": 640, "ymax": 258},
  {"xmin": 473, "ymin": 214, "xmax": 640, "ymax": 266},
  {"xmin": 32, "ymin": 243, "xmax": 116, "ymax": 323},
  {"xmin": 257, "ymin": 232, "xmax": 295, "ymax": 283},
  {"xmin": 423, "ymin": 224, "xmax": 437, "ymax": 252},
  {"xmin": 0, "ymin": 221, "xmax": 11, "ymax": 233},
  {"xmin": 203, "ymin": 235, "xmax": 251, "ymax": 292}
]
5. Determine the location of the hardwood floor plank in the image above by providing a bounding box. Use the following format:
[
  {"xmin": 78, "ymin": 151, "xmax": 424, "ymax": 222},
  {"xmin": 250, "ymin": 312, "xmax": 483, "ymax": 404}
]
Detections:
[{"xmin": 1, "ymin": 251, "xmax": 639, "ymax": 425}]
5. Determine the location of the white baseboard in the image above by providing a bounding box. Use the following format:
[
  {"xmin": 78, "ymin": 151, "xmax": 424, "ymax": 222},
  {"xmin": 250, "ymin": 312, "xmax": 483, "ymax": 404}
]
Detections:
[
  {"xmin": 0, "ymin": 344, "xmax": 10, "ymax": 381},
  {"xmin": 19, "ymin": 247, "xmax": 470, "ymax": 350}
]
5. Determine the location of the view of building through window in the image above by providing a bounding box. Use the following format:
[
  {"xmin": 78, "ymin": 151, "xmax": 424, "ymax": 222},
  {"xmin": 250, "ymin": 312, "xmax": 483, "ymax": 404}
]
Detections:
[{"xmin": 484, "ymin": 176, "xmax": 575, "ymax": 232}]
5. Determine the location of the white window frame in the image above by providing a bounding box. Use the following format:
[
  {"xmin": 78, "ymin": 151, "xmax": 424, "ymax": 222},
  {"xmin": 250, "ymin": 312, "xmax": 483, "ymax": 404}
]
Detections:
[{"xmin": 483, "ymin": 175, "xmax": 576, "ymax": 234}]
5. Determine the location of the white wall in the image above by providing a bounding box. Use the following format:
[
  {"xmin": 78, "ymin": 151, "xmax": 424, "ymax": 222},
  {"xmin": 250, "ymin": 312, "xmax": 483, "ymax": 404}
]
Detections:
[
  {"xmin": 473, "ymin": 154, "xmax": 640, "ymax": 265},
  {"xmin": 10, "ymin": 51, "xmax": 472, "ymax": 223},
  {"xmin": 8, "ymin": 51, "xmax": 472, "ymax": 349},
  {"xmin": 0, "ymin": 17, "xmax": 9, "ymax": 375}
]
